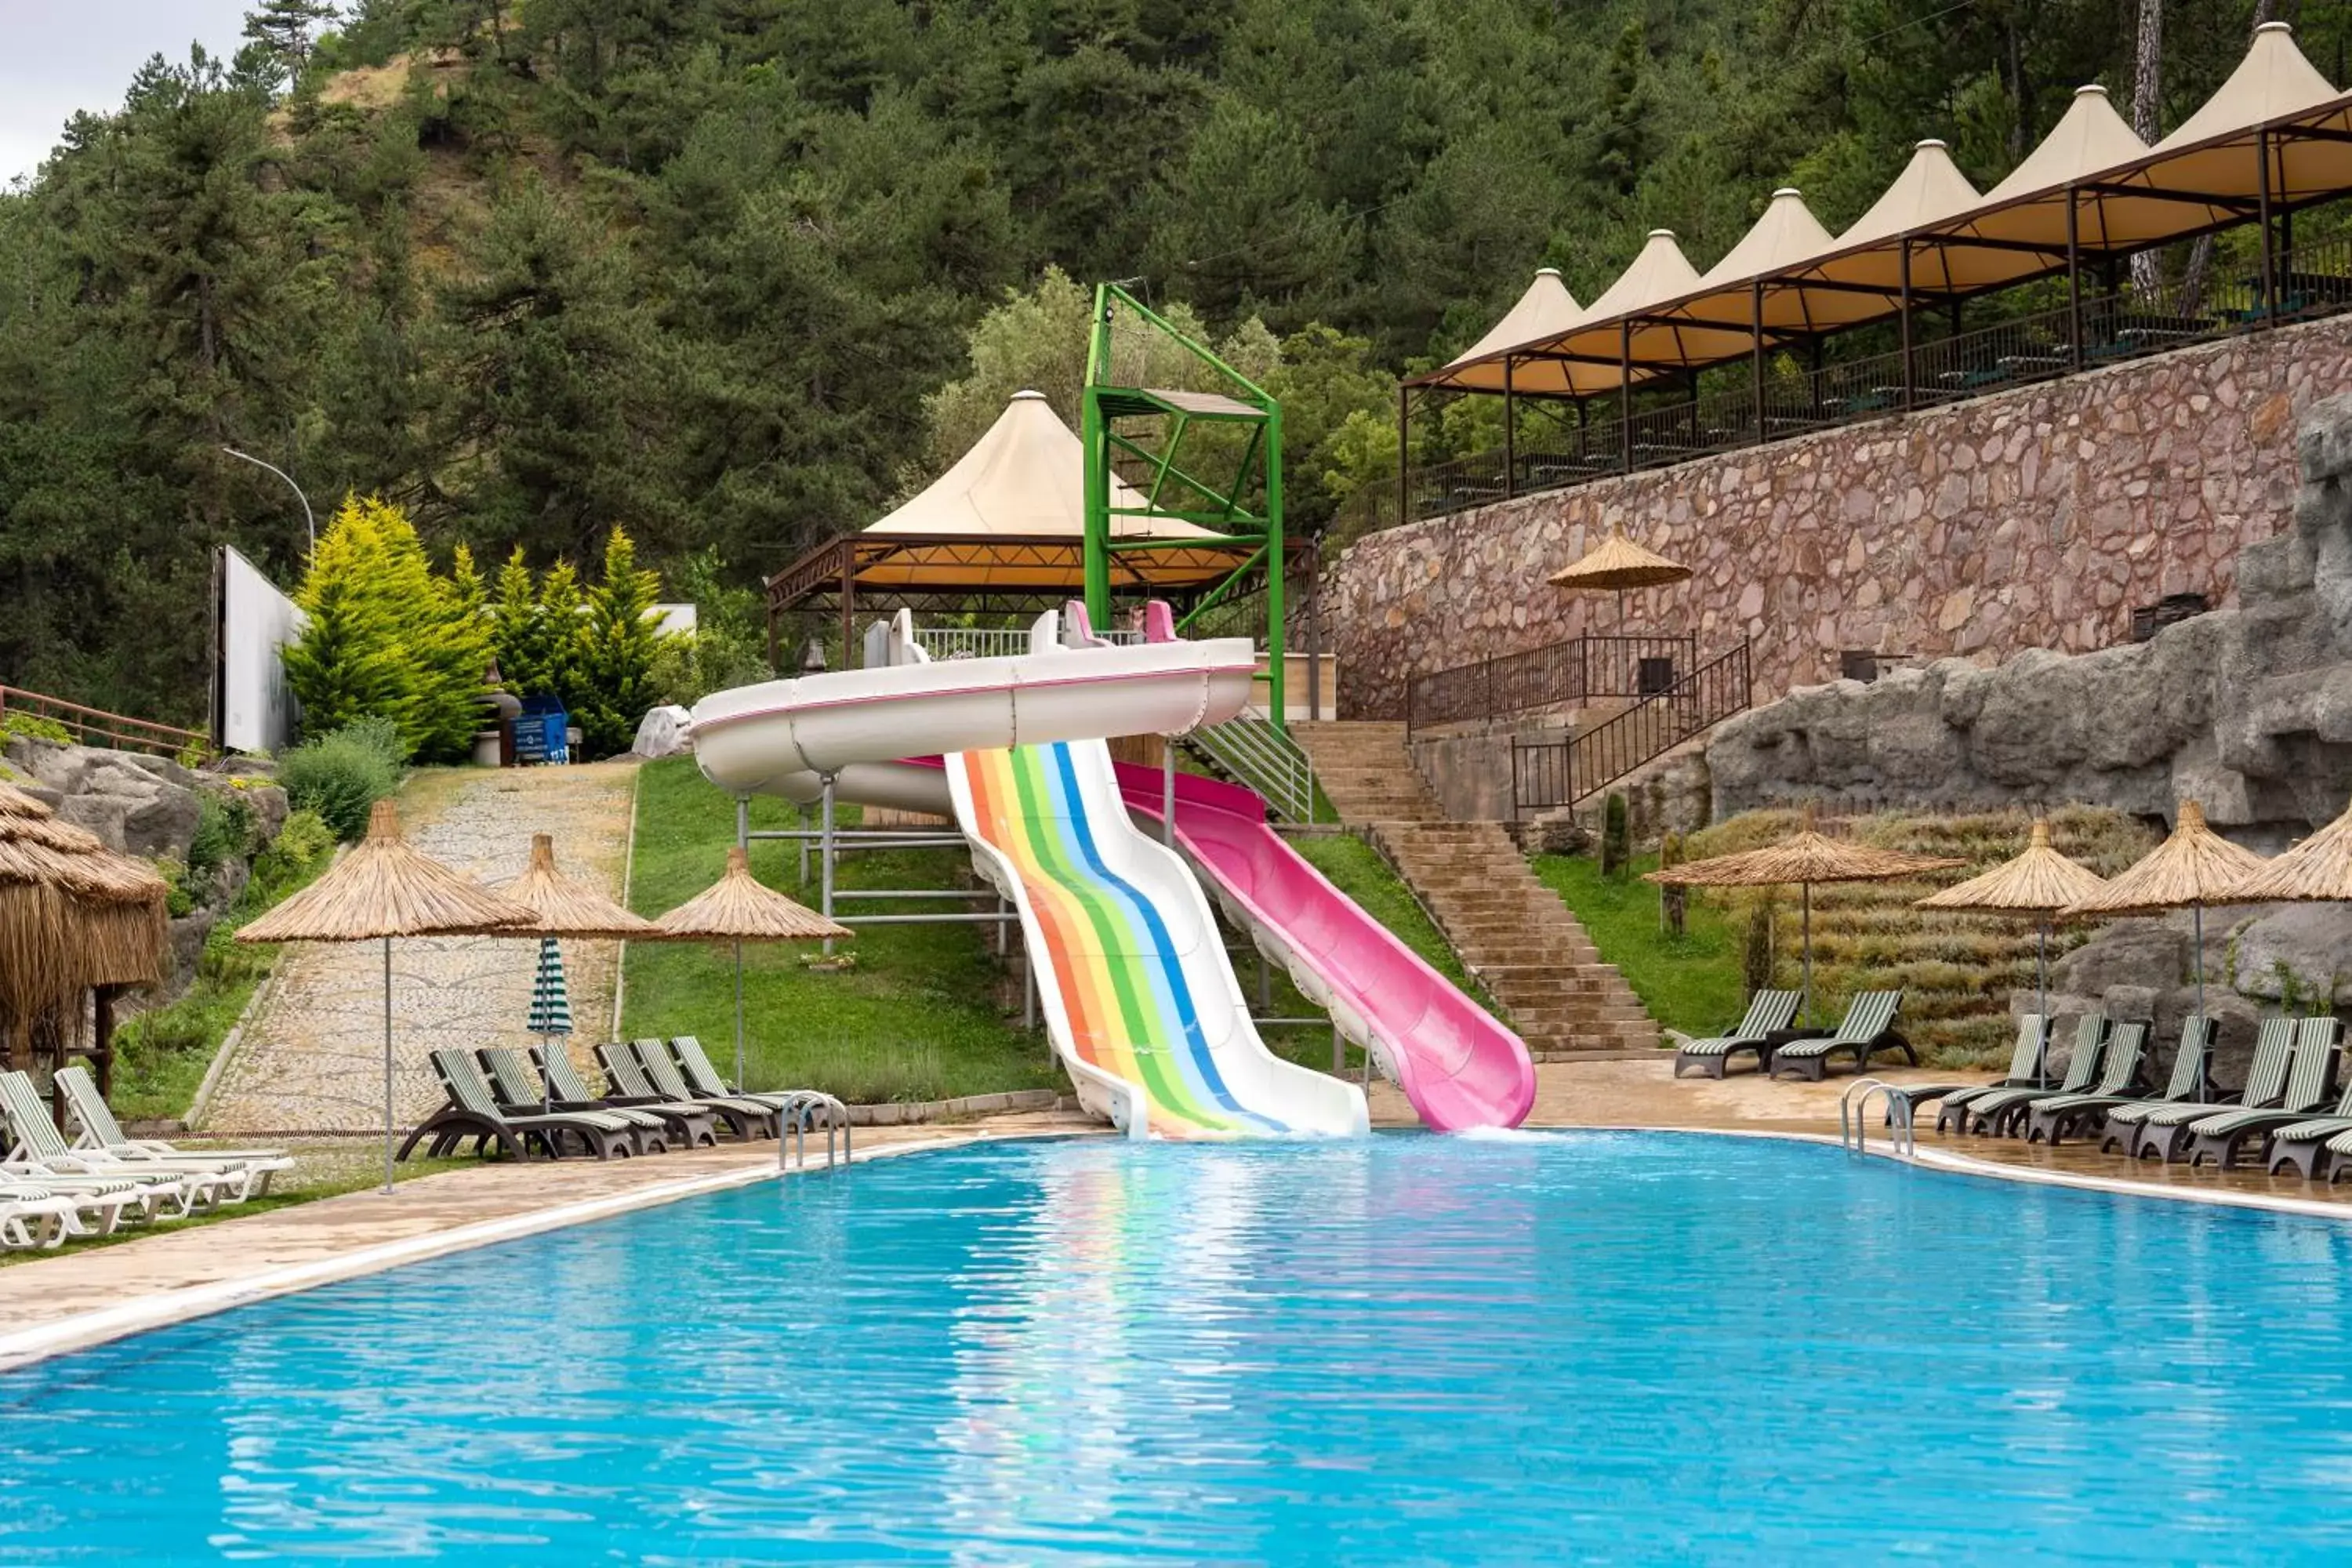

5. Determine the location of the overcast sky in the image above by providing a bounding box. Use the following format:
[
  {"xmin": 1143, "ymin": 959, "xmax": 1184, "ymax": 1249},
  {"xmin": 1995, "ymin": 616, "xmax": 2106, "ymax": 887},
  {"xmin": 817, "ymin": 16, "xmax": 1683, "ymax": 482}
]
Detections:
[{"xmin": 2, "ymin": 2, "xmax": 260, "ymax": 185}]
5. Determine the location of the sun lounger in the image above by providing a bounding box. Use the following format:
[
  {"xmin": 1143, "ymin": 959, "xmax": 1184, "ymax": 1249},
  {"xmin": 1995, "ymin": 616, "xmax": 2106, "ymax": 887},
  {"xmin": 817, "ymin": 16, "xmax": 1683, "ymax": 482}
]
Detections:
[
  {"xmin": 1927, "ymin": 1016, "xmax": 2057, "ymax": 1134},
  {"xmin": 2183, "ymin": 1018, "xmax": 2345, "ymax": 1170},
  {"xmin": 597, "ymin": 1042, "xmax": 764, "ymax": 1141},
  {"xmin": 0, "ymin": 1183, "xmax": 82, "ymax": 1250},
  {"xmin": 539, "ymin": 1046, "xmax": 718, "ymax": 1149},
  {"xmin": 2024, "ymin": 1020, "xmax": 2198, "ymax": 1145},
  {"xmin": 1674, "ymin": 990, "xmax": 1804, "ymax": 1079},
  {"xmin": 1957, "ymin": 1016, "xmax": 2123, "ymax": 1138},
  {"xmin": 398, "ymin": 1050, "xmax": 639, "ymax": 1163},
  {"xmin": 0, "ymin": 1072, "xmax": 218, "ymax": 1214},
  {"xmin": 2262, "ymin": 1066, "xmax": 2352, "ymax": 1180},
  {"xmin": 1767, "ymin": 992, "xmax": 1908, "ymax": 1081},
  {"xmin": 614, "ymin": 1040, "xmax": 775, "ymax": 1140},
  {"xmin": 665, "ymin": 1036, "xmax": 829, "ymax": 1127},
  {"xmin": 51, "ymin": 1066, "xmax": 293, "ymax": 1197},
  {"xmin": 2119, "ymin": 1018, "xmax": 2297, "ymax": 1160},
  {"xmin": 477, "ymin": 1049, "xmax": 667, "ymax": 1156}
]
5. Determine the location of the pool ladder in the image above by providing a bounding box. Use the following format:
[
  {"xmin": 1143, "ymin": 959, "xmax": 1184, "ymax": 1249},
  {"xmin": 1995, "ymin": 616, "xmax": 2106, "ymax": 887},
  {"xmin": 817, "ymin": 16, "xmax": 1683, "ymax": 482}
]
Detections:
[
  {"xmin": 1839, "ymin": 1078, "xmax": 1917, "ymax": 1158},
  {"xmin": 775, "ymin": 1091, "xmax": 852, "ymax": 1172}
]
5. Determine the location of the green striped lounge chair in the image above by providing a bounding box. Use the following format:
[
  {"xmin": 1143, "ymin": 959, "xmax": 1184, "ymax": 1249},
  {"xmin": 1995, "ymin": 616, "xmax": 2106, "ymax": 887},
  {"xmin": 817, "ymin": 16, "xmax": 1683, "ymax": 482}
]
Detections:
[
  {"xmin": 2120, "ymin": 1018, "xmax": 2298, "ymax": 1160},
  {"xmin": 2024, "ymin": 1020, "xmax": 2201, "ymax": 1146},
  {"xmin": 622, "ymin": 1040, "xmax": 777, "ymax": 1141},
  {"xmin": 1955, "ymin": 1016, "xmax": 2120, "ymax": 1138},
  {"xmin": 52, "ymin": 1065, "xmax": 292, "ymax": 1199},
  {"xmin": 399, "ymin": 1050, "xmax": 638, "ymax": 1163},
  {"xmin": 1903, "ymin": 1016, "xmax": 2053, "ymax": 1134},
  {"xmin": 0, "ymin": 1070, "xmax": 214, "ymax": 1217},
  {"xmin": 1674, "ymin": 990, "xmax": 1803, "ymax": 1079},
  {"xmin": 2100, "ymin": 1015, "xmax": 2245, "ymax": 1154},
  {"xmin": 1769, "ymin": 993, "xmax": 1908, "ymax": 1081},
  {"xmin": 2183, "ymin": 1017, "xmax": 2345, "ymax": 1171},
  {"xmin": 667, "ymin": 1036, "xmax": 824, "ymax": 1127},
  {"xmin": 540, "ymin": 1046, "xmax": 719, "ymax": 1149},
  {"xmin": 476, "ymin": 1049, "xmax": 667, "ymax": 1156}
]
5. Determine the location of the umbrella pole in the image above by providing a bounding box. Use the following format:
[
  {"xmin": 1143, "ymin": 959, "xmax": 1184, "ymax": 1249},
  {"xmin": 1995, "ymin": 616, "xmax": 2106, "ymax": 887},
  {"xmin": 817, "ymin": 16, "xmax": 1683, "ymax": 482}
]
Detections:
[
  {"xmin": 382, "ymin": 936, "xmax": 395, "ymax": 1196},
  {"xmin": 2193, "ymin": 902, "xmax": 2208, "ymax": 1097},
  {"xmin": 734, "ymin": 938, "xmax": 746, "ymax": 1091},
  {"xmin": 1801, "ymin": 882, "xmax": 1813, "ymax": 1025}
]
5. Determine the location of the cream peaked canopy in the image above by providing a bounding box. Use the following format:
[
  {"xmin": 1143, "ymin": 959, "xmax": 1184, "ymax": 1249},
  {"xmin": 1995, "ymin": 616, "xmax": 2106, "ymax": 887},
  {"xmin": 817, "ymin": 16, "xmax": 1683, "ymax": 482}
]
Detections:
[
  {"xmin": 1439, "ymin": 269, "xmax": 1584, "ymax": 394},
  {"xmin": 1700, "ymin": 189, "xmax": 1838, "ymax": 286},
  {"xmin": 1417, "ymin": 23, "xmax": 2352, "ymax": 394},
  {"xmin": 867, "ymin": 390, "xmax": 1192, "ymax": 541}
]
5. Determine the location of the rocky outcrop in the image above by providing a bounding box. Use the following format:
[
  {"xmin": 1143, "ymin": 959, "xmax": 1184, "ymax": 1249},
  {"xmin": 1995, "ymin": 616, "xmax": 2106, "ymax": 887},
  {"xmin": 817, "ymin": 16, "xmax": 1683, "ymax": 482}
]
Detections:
[{"xmin": 1707, "ymin": 390, "xmax": 2352, "ymax": 840}]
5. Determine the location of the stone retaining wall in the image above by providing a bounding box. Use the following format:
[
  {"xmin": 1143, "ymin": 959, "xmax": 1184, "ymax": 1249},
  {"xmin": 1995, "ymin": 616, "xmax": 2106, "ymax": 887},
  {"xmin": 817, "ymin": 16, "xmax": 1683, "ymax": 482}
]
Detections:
[{"xmin": 1327, "ymin": 313, "xmax": 2352, "ymax": 719}]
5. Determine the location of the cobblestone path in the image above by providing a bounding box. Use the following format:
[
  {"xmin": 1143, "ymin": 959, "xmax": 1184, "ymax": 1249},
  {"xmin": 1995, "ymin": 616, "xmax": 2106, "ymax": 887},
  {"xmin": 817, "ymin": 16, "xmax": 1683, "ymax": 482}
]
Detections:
[{"xmin": 198, "ymin": 763, "xmax": 640, "ymax": 1135}]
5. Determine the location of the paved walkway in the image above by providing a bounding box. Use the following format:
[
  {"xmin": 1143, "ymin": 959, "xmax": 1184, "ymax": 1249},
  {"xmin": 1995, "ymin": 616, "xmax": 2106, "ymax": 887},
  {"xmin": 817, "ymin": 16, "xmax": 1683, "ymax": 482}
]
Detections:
[{"xmin": 199, "ymin": 762, "xmax": 641, "ymax": 1134}]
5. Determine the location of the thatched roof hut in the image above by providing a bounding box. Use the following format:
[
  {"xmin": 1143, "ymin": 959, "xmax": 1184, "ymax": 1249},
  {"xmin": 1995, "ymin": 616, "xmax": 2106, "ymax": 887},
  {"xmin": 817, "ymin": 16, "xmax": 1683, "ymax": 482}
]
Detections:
[{"xmin": 0, "ymin": 782, "xmax": 171, "ymax": 1062}]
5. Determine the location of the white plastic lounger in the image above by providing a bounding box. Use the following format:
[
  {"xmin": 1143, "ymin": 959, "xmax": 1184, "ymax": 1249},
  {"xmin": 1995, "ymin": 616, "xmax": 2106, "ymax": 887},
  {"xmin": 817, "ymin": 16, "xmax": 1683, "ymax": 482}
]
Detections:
[
  {"xmin": 53, "ymin": 1067, "xmax": 293, "ymax": 1198},
  {"xmin": 0, "ymin": 1073, "xmax": 223, "ymax": 1214}
]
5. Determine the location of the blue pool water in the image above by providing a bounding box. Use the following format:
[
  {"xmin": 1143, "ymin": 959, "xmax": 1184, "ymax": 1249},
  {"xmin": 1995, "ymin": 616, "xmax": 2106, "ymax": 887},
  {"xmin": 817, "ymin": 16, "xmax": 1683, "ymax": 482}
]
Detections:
[{"xmin": 6, "ymin": 1133, "xmax": 2352, "ymax": 1563}]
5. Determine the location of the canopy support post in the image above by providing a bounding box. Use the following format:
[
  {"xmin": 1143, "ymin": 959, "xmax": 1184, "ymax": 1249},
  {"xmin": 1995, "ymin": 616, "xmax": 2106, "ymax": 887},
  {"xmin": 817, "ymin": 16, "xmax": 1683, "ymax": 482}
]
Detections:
[
  {"xmin": 1898, "ymin": 239, "xmax": 1915, "ymax": 412},
  {"xmin": 838, "ymin": 552, "xmax": 856, "ymax": 670},
  {"xmin": 1619, "ymin": 320, "xmax": 1633, "ymax": 475},
  {"xmin": 1750, "ymin": 279, "xmax": 1766, "ymax": 447},
  {"xmin": 2066, "ymin": 189, "xmax": 2083, "ymax": 373},
  {"xmin": 1396, "ymin": 384, "xmax": 1410, "ymax": 528},
  {"xmin": 1502, "ymin": 356, "xmax": 1517, "ymax": 499},
  {"xmin": 1305, "ymin": 537, "xmax": 1323, "ymax": 724},
  {"xmin": 2258, "ymin": 128, "xmax": 2276, "ymax": 325}
]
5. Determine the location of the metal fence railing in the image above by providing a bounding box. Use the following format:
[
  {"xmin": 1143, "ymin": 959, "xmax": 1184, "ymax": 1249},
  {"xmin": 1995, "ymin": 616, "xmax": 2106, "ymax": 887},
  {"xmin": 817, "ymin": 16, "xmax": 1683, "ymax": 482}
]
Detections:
[
  {"xmin": 0, "ymin": 684, "xmax": 211, "ymax": 760},
  {"xmin": 1183, "ymin": 713, "xmax": 1317, "ymax": 825},
  {"xmin": 1405, "ymin": 633, "xmax": 1698, "ymax": 733},
  {"xmin": 1511, "ymin": 641, "xmax": 1751, "ymax": 815}
]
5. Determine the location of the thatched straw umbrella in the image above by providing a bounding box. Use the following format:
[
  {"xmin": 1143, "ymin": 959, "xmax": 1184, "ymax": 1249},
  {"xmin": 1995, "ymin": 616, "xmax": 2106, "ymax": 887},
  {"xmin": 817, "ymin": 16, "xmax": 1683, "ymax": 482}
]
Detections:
[
  {"xmin": 239, "ymin": 799, "xmax": 535, "ymax": 1192},
  {"xmin": 1548, "ymin": 528, "xmax": 1691, "ymax": 629},
  {"xmin": 0, "ymin": 783, "xmax": 169, "ymax": 1075},
  {"xmin": 1915, "ymin": 819, "xmax": 2110, "ymax": 1073},
  {"xmin": 495, "ymin": 832, "xmax": 659, "ymax": 1110},
  {"xmin": 654, "ymin": 846, "xmax": 851, "ymax": 1091},
  {"xmin": 2223, "ymin": 792, "xmax": 2352, "ymax": 903},
  {"xmin": 1648, "ymin": 808, "xmax": 1964, "ymax": 1022},
  {"xmin": 2060, "ymin": 800, "xmax": 2267, "ymax": 1038}
]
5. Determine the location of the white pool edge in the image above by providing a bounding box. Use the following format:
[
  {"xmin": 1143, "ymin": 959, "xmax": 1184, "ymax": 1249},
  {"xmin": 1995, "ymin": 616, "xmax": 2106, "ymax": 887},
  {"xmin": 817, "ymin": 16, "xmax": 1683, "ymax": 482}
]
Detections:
[{"xmin": 0, "ymin": 1138, "xmax": 982, "ymax": 1374}]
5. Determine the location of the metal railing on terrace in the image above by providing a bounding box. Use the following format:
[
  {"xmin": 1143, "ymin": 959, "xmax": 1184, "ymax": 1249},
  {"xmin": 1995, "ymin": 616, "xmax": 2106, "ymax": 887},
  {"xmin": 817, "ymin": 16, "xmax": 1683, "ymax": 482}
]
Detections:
[
  {"xmin": 0, "ymin": 684, "xmax": 211, "ymax": 760},
  {"xmin": 1344, "ymin": 234, "xmax": 2352, "ymax": 541},
  {"xmin": 1511, "ymin": 642, "xmax": 1752, "ymax": 815},
  {"xmin": 1405, "ymin": 633, "xmax": 1699, "ymax": 733},
  {"xmin": 910, "ymin": 625, "xmax": 1140, "ymax": 662}
]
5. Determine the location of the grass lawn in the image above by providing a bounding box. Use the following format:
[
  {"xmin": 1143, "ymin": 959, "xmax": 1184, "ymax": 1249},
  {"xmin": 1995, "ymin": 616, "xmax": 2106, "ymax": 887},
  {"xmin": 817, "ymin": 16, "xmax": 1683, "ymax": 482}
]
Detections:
[
  {"xmin": 1530, "ymin": 852, "xmax": 1745, "ymax": 1038},
  {"xmin": 621, "ymin": 758, "xmax": 1062, "ymax": 1104}
]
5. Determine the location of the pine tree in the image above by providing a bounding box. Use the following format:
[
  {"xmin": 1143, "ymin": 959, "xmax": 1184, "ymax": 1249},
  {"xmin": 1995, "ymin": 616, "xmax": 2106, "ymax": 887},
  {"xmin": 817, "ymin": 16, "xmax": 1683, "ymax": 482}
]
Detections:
[
  {"xmin": 241, "ymin": 0, "xmax": 338, "ymax": 91},
  {"xmin": 282, "ymin": 495, "xmax": 412, "ymax": 739},
  {"xmin": 575, "ymin": 524, "xmax": 666, "ymax": 758},
  {"xmin": 490, "ymin": 547, "xmax": 549, "ymax": 695},
  {"xmin": 535, "ymin": 557, "xmax": 592, "ymax": 720}
]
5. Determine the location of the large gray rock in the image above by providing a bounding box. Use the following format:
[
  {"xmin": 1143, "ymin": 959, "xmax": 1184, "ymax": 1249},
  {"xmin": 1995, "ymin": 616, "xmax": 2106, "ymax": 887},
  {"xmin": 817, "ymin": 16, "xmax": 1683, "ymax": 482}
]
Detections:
[
  {"xmin": 2053, "ymin": 922, "xmax": 2188, "ymax": 998},
  {"xmin": 2230, "ymin": 904, "xmax": 2352, "ymax": 1007},
  {"xmin": 1708, "ymin": 391, "xmax": 2352, "ymax": 837}
]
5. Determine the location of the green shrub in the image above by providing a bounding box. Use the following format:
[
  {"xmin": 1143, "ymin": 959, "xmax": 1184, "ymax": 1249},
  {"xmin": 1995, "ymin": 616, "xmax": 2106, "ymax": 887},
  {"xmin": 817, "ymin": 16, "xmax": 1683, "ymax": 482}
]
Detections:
[
  {"xmin": 278, "ymin": 724, "xmax": 404, "ymax": 840},
  {"xmin": 154, "ymin": 857, "xmax": 196, "ymax": 919},
  {"xmin": 1, "ymin": 712, "xmax": 73, "ymax": 745},
  {"xmin": 251, "ymin": 808, "xmax": 338, "ymax": 900},
  {"xmin": 185, "ymin": 793, "xmax": 260, "ymax": 891},
  {"xmin": 1741, "ymin": 898, "xmax": 1777, "ymax": 997},
  {"xmin": 1601, "ymin": 792, "xmax": 1631, "ymax": 877}
]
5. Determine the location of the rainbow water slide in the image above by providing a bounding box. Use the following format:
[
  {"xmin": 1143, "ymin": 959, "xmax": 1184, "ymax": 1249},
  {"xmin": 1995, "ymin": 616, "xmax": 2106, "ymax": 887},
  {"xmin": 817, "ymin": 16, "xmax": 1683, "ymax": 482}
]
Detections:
[
  {"xmin": 949, "ymin": 741, "xmax": 1367, "ymax": 1138},
  {"xmin": 689, "ymin": 609, "xmax": 1366, "ymax": 1138},
  {"xmin": 1111, "ymin": 764, "xmax": 1536, "ymax": 1132}
]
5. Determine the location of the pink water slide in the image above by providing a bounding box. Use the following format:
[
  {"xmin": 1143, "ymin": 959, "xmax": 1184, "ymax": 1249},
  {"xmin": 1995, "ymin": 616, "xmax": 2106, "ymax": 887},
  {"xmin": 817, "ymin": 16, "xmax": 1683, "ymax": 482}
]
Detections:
[{"xmin": 1112, "ymin": 763, "xmax": 1536, "ymax": 1132}]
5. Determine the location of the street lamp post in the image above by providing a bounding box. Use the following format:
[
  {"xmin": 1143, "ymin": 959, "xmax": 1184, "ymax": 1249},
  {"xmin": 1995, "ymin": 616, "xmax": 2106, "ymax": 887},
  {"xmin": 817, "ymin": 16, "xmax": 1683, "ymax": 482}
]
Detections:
[{"xmin": 222, "ymin": 447, "xmax": 316, "ymax": 563}]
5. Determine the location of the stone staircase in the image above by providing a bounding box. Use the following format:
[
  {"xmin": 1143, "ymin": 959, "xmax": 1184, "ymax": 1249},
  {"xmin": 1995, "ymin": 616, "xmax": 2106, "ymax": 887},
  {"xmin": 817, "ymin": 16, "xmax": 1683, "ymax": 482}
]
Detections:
[{"xmin": 1293, "ymin": 723, "xmax": 1663, "ymax": 1061}]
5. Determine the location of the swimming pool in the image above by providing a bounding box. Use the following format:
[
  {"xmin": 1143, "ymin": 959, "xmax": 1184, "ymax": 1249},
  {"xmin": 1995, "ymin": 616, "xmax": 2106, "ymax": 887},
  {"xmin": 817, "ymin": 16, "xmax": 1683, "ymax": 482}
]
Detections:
[{"xmin": 5, "ymin": 1133, "xmax": 2352, "ymax": 1563}]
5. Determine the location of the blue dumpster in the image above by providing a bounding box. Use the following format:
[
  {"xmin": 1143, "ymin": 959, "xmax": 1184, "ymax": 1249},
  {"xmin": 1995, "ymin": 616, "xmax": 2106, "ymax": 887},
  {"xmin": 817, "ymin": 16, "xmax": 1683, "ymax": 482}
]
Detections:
[{"xmin": 514, "ymin": 696, "xmax": 570, "ymax": 765}]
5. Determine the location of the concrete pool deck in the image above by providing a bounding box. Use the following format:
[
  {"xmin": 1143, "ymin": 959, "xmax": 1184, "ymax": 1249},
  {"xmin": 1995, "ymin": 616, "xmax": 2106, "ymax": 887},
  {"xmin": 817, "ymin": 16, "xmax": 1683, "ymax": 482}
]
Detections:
[{"xmin": 11, "ymin": 1061, "xmax": 2352, "ymax": 1373}]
